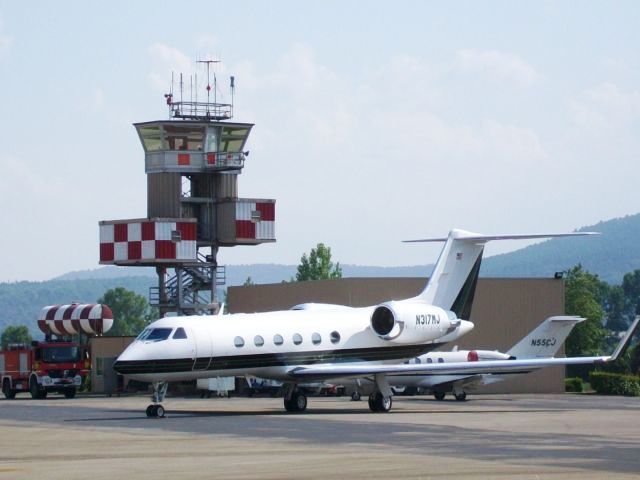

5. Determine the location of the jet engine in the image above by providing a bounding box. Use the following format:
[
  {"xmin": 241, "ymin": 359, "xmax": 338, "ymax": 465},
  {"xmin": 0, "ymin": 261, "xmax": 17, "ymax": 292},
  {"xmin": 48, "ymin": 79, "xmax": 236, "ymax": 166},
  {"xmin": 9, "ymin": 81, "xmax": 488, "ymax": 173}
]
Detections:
[{"xmin": 370, "ymin": 301, "xmax": 454, "ymax": 344}]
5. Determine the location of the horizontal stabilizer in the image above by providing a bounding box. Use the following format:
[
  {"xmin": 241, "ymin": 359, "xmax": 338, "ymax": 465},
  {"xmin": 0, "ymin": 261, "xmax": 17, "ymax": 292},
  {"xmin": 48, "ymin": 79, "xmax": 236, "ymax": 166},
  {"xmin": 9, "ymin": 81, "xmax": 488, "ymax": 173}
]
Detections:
[{"xmin": 403, "ymin": 231, "xmax": 599, "ymax": 243}]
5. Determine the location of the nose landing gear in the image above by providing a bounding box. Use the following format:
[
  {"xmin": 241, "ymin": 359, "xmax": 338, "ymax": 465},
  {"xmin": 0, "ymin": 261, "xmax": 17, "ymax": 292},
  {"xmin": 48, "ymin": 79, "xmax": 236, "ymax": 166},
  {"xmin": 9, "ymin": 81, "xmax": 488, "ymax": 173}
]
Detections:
[{"xmin": 146, "ymin": 382, "xmax": 168, "ymax": 418}]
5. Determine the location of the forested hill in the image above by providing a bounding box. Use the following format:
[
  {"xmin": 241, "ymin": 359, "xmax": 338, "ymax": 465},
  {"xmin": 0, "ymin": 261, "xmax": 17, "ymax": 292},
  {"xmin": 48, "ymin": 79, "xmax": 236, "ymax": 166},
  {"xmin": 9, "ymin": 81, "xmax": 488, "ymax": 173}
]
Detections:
[
  {"xmin": 481, "ymin": 214, "xmax": 640, "ymax": 284},
  {"xmin": 0, "ymin": 276, "xmax": 154, "ymax": 336}
]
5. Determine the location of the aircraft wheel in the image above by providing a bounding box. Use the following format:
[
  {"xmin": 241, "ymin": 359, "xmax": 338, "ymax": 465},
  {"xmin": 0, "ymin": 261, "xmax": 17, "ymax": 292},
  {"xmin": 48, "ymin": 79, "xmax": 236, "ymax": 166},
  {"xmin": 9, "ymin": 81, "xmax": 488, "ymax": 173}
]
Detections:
[
  {"xmin": 156, "ymin": 404, "xmax": 166, "ymax": 417},
  {"xmin": 284, "ymin": 392, "xmax": 307, "ymax": 412},
  {"xmin": 368, "ymin": 392, "xmax": 392, "ymax": 413},
  {"xmin": 294, "ymin": 392, "xmax": 307, "ymax": 412},
  {"xmin": 146, "ymin": 405, "xmax": 155, "ymax": 417},
  {"xmin": 284, "ymin": 397, "xmax": 295, "ymax": 412},
  {"xmin": 454, "ymin": 392, "xmax": 467, "ymax": 402},
  {"xmin": 433, "ymin": 391, "xmax": 446, "ymax": 401},
  {"xmin": 351, "ymin": 391, "xmax": 361, "ymax": 402}
]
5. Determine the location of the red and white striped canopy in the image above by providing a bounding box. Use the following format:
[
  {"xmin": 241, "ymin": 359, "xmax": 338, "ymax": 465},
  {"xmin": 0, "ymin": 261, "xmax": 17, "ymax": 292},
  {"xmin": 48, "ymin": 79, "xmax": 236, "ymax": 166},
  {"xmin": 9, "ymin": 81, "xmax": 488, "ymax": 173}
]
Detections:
[{"xmin": 38, "ymin": 304, "xmax": 114, "ymax": 336}]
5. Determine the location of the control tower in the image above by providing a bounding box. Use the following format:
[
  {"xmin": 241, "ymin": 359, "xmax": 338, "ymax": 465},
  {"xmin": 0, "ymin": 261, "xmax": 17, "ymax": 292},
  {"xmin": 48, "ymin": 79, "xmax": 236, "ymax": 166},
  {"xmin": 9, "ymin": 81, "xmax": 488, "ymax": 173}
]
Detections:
[{"xmin": 99, "ymin": 65, "xmax": 275, "ymax": 316}]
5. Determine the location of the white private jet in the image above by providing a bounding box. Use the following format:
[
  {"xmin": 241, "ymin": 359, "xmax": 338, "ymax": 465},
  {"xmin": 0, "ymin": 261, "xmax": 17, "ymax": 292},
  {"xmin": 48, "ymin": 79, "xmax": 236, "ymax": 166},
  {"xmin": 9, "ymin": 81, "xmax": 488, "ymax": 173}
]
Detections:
[
  {"xmin": 348, "ymin": 315, "xmax": 590, "ymax": 401},
  {"xmin": 114, "ymin": 228, "xmax": 623, "ymax": 418}
]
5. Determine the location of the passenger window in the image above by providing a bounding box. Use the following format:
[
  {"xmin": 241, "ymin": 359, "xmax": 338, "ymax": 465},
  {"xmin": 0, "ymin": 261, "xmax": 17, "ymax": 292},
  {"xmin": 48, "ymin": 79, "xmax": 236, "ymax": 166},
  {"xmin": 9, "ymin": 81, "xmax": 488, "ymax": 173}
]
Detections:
[
  {"xmin": 234, "ymin": 336, "xmax": 245, "ymax": 348},
  {"xmin": 254, "ymin": 335, "xmax": 264, "ymax": 347},
  {"xmin": 330, "ymin": 331, "xmax": 341, "ymax": 344},
  {"xmin": 437, "ymin": 358, "xmax": 444, "ymax": 363},
  {"xmin": 293, "ymin": 333, "xmax": 303, "ymax": 345},
  {"xmin": 415, "ymin": 358, "xmax": 422, "ymax": 364},
  {"xmin": 311, "ymin": 333, "xmax": 321, "ymax": 345},
  {"xmin": 427, "ymin": 358, "xmax": 433, "ymax": 364},
  {"xmin": 173, "ymin": 327, "xmax": 187, "ymax": 339},
  {"xmin": 273, "ymin": 334, "xmax": 284, "ymax": 346}
]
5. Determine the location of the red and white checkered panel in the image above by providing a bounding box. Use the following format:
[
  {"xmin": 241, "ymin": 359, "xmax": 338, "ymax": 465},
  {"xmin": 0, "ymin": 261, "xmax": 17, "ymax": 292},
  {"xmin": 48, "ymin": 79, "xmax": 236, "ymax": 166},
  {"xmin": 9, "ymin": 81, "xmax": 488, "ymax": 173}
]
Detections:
[
  {"xmin": 99, "ymin": 220, "xmax": 197, "ymax": 264},
  {"xmin": 235, "ymin": 201, "xmax": 275, "ymax": 240},
  {"xmin": 38, "ymin": 304, "xmax": 114, "ymax": 336}
]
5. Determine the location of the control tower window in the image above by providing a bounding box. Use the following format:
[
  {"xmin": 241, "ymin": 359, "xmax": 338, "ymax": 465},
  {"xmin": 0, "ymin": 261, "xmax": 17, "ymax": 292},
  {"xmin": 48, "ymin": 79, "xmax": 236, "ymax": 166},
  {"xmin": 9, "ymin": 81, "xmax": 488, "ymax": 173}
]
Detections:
[
  {"xmin": 138, "ymin": 126, "xmax": 163, "ymax": 152},
  {"xmin": 219, "ymin": 126, "xmax": 249, "ymax": 152},
  {"xmin": 164, "ymin": 125, "xmax": 204, "ymax": 151},
  {"xmin": 204, "ymin": 127, "xmax": 219, "ymax": 153}
]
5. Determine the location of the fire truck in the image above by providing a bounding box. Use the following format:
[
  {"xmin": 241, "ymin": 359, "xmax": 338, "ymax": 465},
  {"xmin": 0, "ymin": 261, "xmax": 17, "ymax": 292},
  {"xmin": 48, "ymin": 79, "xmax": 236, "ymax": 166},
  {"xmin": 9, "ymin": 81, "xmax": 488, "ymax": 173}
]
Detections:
[{"xmin": 0, "ymin": 303, "xmax": 113, "ymax": 399}]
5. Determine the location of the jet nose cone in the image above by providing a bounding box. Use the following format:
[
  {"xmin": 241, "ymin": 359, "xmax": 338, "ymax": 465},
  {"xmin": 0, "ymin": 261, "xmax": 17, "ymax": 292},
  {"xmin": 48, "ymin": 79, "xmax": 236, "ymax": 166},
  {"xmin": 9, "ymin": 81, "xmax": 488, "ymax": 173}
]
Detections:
[{"xmin": 112, "ymin": 360, "xmax": 124, "ymax": 375}]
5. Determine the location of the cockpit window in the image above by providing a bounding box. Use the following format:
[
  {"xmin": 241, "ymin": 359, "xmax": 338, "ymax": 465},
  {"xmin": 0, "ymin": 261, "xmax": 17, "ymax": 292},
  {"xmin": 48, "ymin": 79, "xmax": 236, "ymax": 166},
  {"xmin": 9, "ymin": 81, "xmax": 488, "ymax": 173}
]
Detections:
[
  {"xmin": 136, "ymin": 328, "xmax": 152, "ymax": 341},
  {"xmin": 137, "ymin": 327, "xmax": 173, "ymax": 342},
  {"xmin": 173, "ymin": 327, "xmax": 187, "ymax": 339}
]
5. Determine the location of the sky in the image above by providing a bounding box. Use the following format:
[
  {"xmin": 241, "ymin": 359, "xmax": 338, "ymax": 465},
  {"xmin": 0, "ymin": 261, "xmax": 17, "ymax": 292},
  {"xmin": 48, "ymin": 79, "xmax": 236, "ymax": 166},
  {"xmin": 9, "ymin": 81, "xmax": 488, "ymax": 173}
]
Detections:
[{"xmin": 0, "ymin": 1, "xmax": 639, "ymax": 282}]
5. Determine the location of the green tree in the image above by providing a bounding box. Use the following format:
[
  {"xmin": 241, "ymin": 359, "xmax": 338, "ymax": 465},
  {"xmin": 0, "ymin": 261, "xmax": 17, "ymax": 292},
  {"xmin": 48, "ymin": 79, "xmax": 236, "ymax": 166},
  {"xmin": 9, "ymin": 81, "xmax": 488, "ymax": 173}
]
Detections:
[
  {"xmin": 243, "ymin": 276, "xmax": 256, "ymax": 286},
  {"xmin": 604, "ymin": 285, "xmax": 628, "ymax": 331},
  {"xmin": 622, "ymin": 270, "xmax": 640, "ymax": 323},
  {"xmin": 295, "ymin": 243, "xmax": 342, "ymax": 281},
  {"xmin": 1, "ymin": 325, "xmax": 32, "ymax": 349},
  {"xmin": 98, "ymin": 287, "xmax": 157, "ymax": 336},
  {"xmin": 564, "ymin": 265, "xmax": 607, "ymax": 357}
]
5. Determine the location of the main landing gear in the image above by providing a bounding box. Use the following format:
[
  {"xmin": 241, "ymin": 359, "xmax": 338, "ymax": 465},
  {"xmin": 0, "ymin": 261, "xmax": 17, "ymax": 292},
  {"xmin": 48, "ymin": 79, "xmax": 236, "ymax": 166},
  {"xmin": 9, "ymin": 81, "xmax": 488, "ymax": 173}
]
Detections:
[
  {"xmin": 368, "ymin": 373, "xmax": 393, "ymax": 413},
  {"xmin": 368, "ymin": 392, "xmax": 392, "ymax": 412},
  {"xmin": 283, "ymin": 384, "xmax": 307, "ymax": 413},
  {"xmin": 146, "ymin": 382, "xmax": 168, "ymax": 418}
]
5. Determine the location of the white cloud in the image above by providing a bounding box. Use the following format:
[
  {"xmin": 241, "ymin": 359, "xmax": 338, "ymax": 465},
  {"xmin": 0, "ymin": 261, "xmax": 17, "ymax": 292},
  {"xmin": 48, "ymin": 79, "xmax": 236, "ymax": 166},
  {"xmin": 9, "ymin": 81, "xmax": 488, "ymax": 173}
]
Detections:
[
  {"xmin": 196, "ymin": 33, "xmax": 220, "ymax": 58},
  {"xmin": 0, "ymin": 155, "xmax": 64, "ymax": 200},
  {"xmin": 148, "ymin": 43, "xmax": 192, "ymax": 92},
  {"xmin": 571, "ymin": 82, "xmax": 640, "ymax": 129},
  {"xmin": 452, "ymin": 49, "xmax": 542, "ymax": 87}
]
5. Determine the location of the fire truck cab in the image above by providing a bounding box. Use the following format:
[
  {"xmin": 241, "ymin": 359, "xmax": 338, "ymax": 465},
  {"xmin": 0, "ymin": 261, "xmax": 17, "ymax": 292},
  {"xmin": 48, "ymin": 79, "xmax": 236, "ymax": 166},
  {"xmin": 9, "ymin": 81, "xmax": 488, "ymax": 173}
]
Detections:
[{"xmin": 1, "ymin": 341, "xmax": 90, "ymax": 399}]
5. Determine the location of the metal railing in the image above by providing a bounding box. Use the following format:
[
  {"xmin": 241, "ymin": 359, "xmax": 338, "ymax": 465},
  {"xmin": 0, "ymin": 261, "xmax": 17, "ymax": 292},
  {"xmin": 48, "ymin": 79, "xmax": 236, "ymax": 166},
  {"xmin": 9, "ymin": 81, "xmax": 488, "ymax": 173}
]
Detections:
[{"xmin": 170, "ymin": 101, "xmax": 232, "ymax": 121}]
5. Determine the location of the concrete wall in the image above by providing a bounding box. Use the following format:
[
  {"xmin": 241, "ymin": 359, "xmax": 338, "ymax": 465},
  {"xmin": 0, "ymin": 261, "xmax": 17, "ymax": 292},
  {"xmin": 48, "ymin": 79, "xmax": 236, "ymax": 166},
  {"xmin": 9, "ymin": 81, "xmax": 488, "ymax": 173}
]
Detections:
[{"xmin": 228, "ymin": 277, "xmax": 566, "ymax": 394}]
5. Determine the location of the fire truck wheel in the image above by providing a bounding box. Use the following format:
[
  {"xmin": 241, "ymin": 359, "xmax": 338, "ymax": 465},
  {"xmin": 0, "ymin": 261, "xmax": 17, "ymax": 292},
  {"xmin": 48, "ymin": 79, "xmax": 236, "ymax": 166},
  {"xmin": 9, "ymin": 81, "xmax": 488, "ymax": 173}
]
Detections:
[
  {"xmin": 2, "ymin": 379, "xmax": 15, "ymax": 399},
  {"xmin": 29, "ymin": 377, "xmax": 44, "ymax": 399},
  {"xmin": 64, "ymin": 388, "xmax": 76, "ymax": 399}
]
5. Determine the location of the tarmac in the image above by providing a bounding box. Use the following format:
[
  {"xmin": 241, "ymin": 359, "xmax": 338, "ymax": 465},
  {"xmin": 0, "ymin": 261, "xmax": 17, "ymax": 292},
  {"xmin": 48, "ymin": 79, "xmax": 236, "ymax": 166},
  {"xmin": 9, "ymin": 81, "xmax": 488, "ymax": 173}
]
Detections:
[{"xmin": 0, "ymin": 393, "xmax": 638, "ymax": 479}]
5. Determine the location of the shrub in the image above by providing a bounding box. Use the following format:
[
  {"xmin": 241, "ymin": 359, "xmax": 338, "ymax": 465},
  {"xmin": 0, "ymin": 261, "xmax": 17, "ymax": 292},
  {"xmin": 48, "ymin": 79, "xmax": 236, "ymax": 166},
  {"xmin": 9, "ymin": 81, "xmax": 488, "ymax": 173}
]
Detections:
[
  {"xmin": 589, "ymin": 371, "xmax": 640, "ymax": 396},
  {"xmin": 565, "ymin": 377, "xmax": 583, "ymax": 392}
]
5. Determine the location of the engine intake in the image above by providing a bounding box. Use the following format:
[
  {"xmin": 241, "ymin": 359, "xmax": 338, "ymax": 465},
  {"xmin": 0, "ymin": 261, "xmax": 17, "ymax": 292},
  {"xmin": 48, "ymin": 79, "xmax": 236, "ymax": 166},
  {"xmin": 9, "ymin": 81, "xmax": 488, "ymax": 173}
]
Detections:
[{"xmin": 371, "ymin": 306, "xmax": 395, "ymax": 336}]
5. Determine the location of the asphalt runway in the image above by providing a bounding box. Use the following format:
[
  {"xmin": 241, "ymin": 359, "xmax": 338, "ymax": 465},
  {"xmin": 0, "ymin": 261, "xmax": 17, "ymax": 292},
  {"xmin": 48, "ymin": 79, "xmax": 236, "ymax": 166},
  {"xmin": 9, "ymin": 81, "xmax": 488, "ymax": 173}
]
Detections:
[{"xmin": 0, "ymin": 393, "xmax": 638, "ymax": 479}]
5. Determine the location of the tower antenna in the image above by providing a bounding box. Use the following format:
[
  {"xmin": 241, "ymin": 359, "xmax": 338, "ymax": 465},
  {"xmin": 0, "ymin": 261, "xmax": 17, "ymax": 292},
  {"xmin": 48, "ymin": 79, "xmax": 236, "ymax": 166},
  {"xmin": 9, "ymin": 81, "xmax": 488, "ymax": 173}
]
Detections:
[{"xmin": 197, "ymin": 59, "xmax": 220, "ymax": 116}]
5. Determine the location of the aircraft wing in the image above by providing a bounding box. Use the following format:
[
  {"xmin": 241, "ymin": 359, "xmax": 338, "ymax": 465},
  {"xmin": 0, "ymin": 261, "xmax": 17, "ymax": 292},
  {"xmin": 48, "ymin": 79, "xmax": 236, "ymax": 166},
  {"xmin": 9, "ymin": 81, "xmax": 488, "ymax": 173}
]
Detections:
[{"xmin": 288, "ymin": 316, "xmax": 639, "ymax": 381}]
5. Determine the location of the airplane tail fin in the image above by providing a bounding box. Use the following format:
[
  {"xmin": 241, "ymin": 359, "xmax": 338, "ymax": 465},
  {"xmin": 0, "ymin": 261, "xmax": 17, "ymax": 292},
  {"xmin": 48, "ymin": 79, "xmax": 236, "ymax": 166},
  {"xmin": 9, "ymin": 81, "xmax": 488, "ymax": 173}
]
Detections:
[
  {"xmin": 404, "ymin": 230, "xmax": 598, "ymax": 320},
  {"xmin": 506, "ymin": 316, "xmax": 584, "ymax": 358}
]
